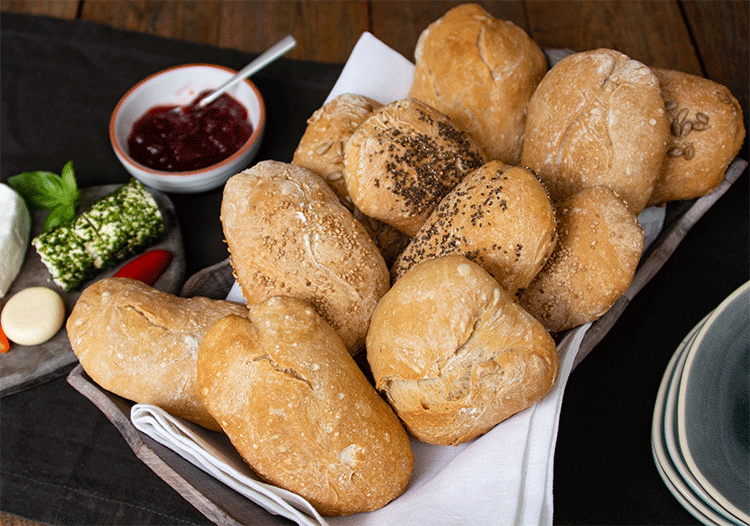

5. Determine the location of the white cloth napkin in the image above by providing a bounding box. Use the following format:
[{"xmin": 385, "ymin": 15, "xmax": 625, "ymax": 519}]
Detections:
[{"xmin": 134, "ymin": 32, "xmax": 667, "ymax": 526}]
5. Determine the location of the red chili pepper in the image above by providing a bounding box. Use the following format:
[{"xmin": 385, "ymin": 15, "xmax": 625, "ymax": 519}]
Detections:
[
  {"xmin": 114, "ymin": 249, "xmax": 173, "ymax": 286},
  {"xmin": 0, "ymin": 324, "xmax": 9, "ymax": 353}
]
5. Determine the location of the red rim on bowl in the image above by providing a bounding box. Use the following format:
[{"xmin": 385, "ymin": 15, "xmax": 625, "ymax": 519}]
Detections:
[{"xmin": 109, "ymin": 63, "xmax": 266, "ymax": 178}]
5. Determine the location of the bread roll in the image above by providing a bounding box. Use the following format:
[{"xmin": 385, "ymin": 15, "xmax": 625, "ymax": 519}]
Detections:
[
  {"xmin": 221, "ymin": 160, "xmax": 389, "ymax": 355},
  {"xmin": 519, "ymin": 186, "xmax": 644, "ymax": 333},
  {"xmin": 409, "ymin": 3, "xmax": 547, "ymax": 164},
  {"xmin": 292, "ymin": 93, "xmax": 409, "ymax": 264},
  {"xmin": 344, "ymin": 97, "xmax": 486, "ymax": 237},
  {"xmin": 392, "ymin": 161, "xmax": 557, "ymax": 298},
  {"xmin": 647, "ymin": 68, "xmax": 746, "ymax": 206},
  {"xmin": 367, "ymin": 256, "xmax": 559, "ymax": 446},
  {"xmin": 521, "ymin": 48, "xmax": 670, "ymax": 214},
  {"xmin": 197, "ymin": 296, "xmax": 414, "ymax": 516},
  {"xmin": 293, "ymin": 93, "xmax": 382, "ymax": 201},
  {"xmin": 67, "ymin": 277, "xmax": 248, "ymax": 431}
]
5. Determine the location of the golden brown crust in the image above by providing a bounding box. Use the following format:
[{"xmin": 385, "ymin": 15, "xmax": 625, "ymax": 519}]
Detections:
[
  {"xmin": 391, "ymin": 162, "xmax": 557, "ymax": 298},
  {"xmin": 521, "ymin": 48, "xmax": 670, "ymax": 214},
  {"xmin": 292, "ymin": 93, "xmax": 409, "ymax": 264},
  {"xmin": 409, "ymin": 3, "xmax": 547, "ymax": 164},
  {"xmin": 293, "ymin": 93, "xmax": 382, "ymax": 202},
  {"xmin": 220, "ymin": 160, "xmax": 390, "ymax": 355},
  {"xmin": 66, "ymin": 277, "xmax": 248, "ymax": 431},
  {"xmin": 367, "ymin": 256, "xmax": 559, "ymax": 446},
  {"xmin": 197, "ymin": 297, "xmax": 414, "ymax": 516},
  {"xmin": 343, "ymin": 97, "xmax": 486, "ymax": 237},
  {"xmin": 519, "ymin": 186, "xmax": 644, "ymax": 333},
  {"xmin": 648, "ymin": 68, "xmax": 746, "ymax": 206}
]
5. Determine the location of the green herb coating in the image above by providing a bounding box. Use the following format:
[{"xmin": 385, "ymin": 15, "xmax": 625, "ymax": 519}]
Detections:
[{"xmin": 32, "ymin": 179, "xmax": 165, "ymax": 290}]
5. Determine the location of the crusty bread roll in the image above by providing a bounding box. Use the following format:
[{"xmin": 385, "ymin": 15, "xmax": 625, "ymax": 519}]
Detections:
[
  {"xmin": 392, "ymin": 161, "xmax": 557, "ymax": 298},
  {"xmin": 519, "ymin": 186, "xmax": 644, "ymax": 333},
  {"xmin": 367, "ymin": 256, "xmax": 559, "ymax": 446},
  {"xmin": 409, "ymin": 3, "xmax": 547, "ymax": 164},
  {"xmin": 521, "ymin": 48, "xmax": 670, "ymax": 214},
  {"xmin": 343, "ymin": 97, "xmax": 486, "ymax": 237},
  {"xmin": 67, "ymin": 277, "xmax": 248, "ymax": 431},
  {"xmin": 197, "ymin": 296, "xmax": 414, "ymax": 516},
  {"xmin": 293, "ymin": 93, "xmax": 382, "ymax": 201},
  {"xmin": 647, "ymin": 68, "xmax": 746, "ymax": 206},
  {"xmin": 221, "ymin": 160, "xmax": 389, "ymax": 355},
  {"xmin": 292, "ymin": 93, "xmax": 409, "ymax": 264}
]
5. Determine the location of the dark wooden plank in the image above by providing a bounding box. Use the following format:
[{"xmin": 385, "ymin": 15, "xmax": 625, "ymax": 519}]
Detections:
[
  {"xmin": 680, "ymin": 0, "xmax": 749, "ymax": 158},
  {"xmin": 526, "ymin": 0, "xmax": 703, "ymax": 74},
  {"xmin": 218, "ymin": 0, "xmax": 369, "ymax": 62},
  {"xmin": 78, "ymin": 0, "xmax": 222, "ymax": 46},
  {"xmin": 0, "ymin": 0, "xmax": 78, "ymax": 18}
]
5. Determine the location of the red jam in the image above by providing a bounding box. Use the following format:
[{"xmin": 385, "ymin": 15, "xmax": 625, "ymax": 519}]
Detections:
[{"xmin": 127, "ymin": 90, "xmax": 254, "ymax": 172}]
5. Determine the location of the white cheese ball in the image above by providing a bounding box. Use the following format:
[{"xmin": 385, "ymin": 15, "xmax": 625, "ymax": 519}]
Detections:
[{"xmin": 1, "ymin": 287, "xmax": 65, "ymax": 345}]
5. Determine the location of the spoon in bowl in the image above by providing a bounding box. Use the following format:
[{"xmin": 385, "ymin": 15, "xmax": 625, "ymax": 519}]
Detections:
[{"xmin": 176, "ymin": 34, "xmax": 296, "ymax": 112}]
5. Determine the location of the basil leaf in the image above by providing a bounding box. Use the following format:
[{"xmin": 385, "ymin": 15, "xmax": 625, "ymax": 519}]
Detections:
[
  {"xmin": 60, "ymin": 161, "xmax": 80, "ymax": 206},
  {"xmin": 7, "ymin": 171, "xmax": 65, "ymax": 210},
  {"xmin": 43, "ymin": 203, "xmax": 76, "ymax": 232}
]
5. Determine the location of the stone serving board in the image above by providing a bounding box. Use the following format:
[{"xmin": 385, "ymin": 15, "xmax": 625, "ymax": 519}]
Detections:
[{"xmin": 0, "ymin": 184, "xmax": 185, "ymax": 397}]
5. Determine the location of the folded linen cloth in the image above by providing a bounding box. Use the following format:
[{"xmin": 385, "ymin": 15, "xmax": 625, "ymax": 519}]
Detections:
[{"xmin": 135, "ymin": 32, "xmax": 667, "ymax": 526}]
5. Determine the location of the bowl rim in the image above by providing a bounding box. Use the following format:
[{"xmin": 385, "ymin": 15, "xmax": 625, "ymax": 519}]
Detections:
[{"xmin": 109, "ymin": 63, "xmax": 266, "ymax": 179}]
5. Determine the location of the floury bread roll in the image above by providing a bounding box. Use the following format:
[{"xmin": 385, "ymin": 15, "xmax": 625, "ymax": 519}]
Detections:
[
  {"xmin": 221, "ymin": 161, "xmax": 389, "ymax": 355},
  {"xmin": 392, "ymin": 161, "xmax": 557, "ymax": 298},
  {"xmin": 292, "ymin": 93, "xmax": 409, "ymax": 264},
  {"xmin": 647, "ymin": 69, "xmax": 746, "ymax": 206},
  {"xmin": 197, "ymin": 296, "xmax": 414, "ymax": 516},
  {"xmin": 521, "ymin": 48, "xmax": 670, "ymax": 214},
  {"xmin": 67, "ymin": 278, "xmax": 248, "ymax": 431},
  {"xmin": 519, "ymin": 186, "xmax": 644, "ymax": 333},
  {"xmin": 367, "ymin": 256, "xmax": 559, "ymax": 446},
  {"xmin": 343, "ymin": 97, "xmax": 486, "ymax": 237},
  {"xmin": 409, "ymin": 3, "xmax": 547, "ymax": 164}
]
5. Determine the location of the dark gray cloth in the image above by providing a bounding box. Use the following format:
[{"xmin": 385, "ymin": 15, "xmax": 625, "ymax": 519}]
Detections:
[{"xmin": 2, "ymin": 11, "xmax": 748, "ymax": 526}]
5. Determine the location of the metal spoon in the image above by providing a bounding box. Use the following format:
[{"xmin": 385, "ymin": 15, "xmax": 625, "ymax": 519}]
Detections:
[{"xmin": 193, "ymin": 34, "xmax": 296, "ymax": 108}]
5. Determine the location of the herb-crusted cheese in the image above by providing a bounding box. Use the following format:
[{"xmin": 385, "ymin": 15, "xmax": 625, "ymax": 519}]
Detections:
[{"xmin": 33, "ymin": 179, "xmax": 165, "ymax": 291}]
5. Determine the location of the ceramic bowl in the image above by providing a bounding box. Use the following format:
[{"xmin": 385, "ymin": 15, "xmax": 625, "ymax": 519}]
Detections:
[{"xmin": 110, "ymin": 64, "xmax": 266, "ymax": 193}]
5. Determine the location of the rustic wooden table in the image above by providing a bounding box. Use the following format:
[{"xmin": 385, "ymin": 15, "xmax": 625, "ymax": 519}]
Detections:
[
  {"xmin": 1, "ymin": 1, "xmax": 747, "ymax": 525},
  {"xmin": 2, "ymin": 0, "xmax": 747, "ymax": 151}
]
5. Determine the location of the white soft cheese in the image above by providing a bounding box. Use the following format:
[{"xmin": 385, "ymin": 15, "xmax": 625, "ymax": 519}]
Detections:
[
  {"xmin": 1, "ymin": 286, "xmax": 65, "ymax": 345},
  {"xmin": 0, "ymin": 183, "xmax": 31, "ymax": 297}
]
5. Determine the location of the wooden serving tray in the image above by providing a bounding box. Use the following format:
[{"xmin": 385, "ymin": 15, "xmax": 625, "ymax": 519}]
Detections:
[
  {"xmin": 67, "ymin": 364, "xmax": 291, "ymax": 526},
  {"xmin": 67, "ymin": 159, "xmax": 746, "ymax": 526},
  {"xmin": 1, "ymin": 184, "xmax": 185, "ymax": 396}
]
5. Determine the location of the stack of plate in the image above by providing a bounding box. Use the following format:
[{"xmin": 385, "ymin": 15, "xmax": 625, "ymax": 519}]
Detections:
[{"xmin": 652, "ymin": 281, "xmax": 749, "ymax": 526}]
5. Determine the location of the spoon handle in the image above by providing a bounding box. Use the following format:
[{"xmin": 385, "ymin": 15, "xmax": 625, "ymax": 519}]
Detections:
[{"xmin": 198, "ymin": 35, "xmax": 297, "ymax": 107}]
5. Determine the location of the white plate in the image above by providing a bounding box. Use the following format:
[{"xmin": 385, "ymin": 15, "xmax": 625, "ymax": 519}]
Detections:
[{"xmin": 677, "ymin": 282, "xmax": 750, "ymax": 525}]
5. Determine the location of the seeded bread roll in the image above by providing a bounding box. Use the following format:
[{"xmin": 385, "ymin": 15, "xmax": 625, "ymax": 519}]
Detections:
[
  {"xmin": 343, "ymin": 97, "xmax": 486, "ymax": 237},
  {"xmin": 519, "ymin": 186, "xmax": 644, "ymax": 333},
  {"xmin": 647, "ymin": 69, "xmax": 746, "ymax": 206},
  {"xmin": 367, "ymin": 256, "xmax": 559, "ymax": 446},
  {"xmin": 392, "ymin": 161, "xmax": 557, "ymax": 298},
  {"xmin": 292, "ymin": 93, "xmax": 409, "ymax": 264},
  {"xmin": 409, "ymin": 3, "xmax": 547, "ymax": 164},
  {"xmin": 221, "ymin": 160, "xmax": 389, "ymax": 355},
  {"xmin": 293, "ymin": 93, "xmax": 382, "ymax": 201},
  {"xmin": 521, "ymin": 48, "xmax": 670, "ymax": 214},
  {"xmin": 197, "ymin": 296, "xmax": 414, "ymax": 516},
  {"xmin": 67, "ymin": 277, "xmax": 248, "ymax": 431}
]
